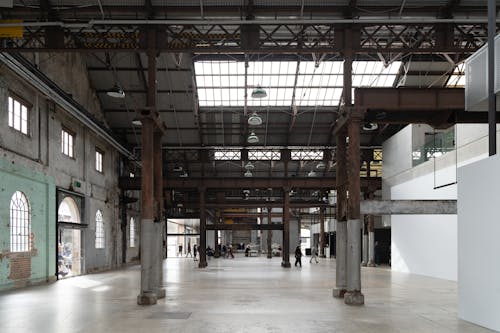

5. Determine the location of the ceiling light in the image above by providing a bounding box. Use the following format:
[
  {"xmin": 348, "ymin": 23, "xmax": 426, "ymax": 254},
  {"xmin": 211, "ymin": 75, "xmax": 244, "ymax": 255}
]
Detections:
[
  {"xmin": 247, "ymin": 132, "xmax": 259, "ymax": 144},
  {"xmin": 363, "ymin": 123, "xmax": 378, "ymax": 131},
  {"xmin": 131, "ymin": 117, "xmax": 142, "ymax": 126},
  {"xmin": 173, "ymin": 166, "xmax": 183, "ymax": 172},
  {"xmin": 244, "ymin": 170, "xmax": 253, "ymax": 177},
  {"xmin": 106, "ymin": 84, "xmax": 125, "ymax": 98},
  {"xmin": 179, "ymin": 171, "xmax": 188, "ymax": 178},
  {"xmin": 244, "ymin": 162, "xmax": 255, "ymax": 170},
  {"xmin": 308, "ymin": 170, "xmax": 317, "ymax": 177},
  {"xmin": 316, "ymin": 161, "xmax": 326, "ymax": 170},
  {"xmin": 251, "ymin": 86, "xmax": 267, "ymax": 98},
  {"xmin": 248, "ymin": 111, "xmax": 263, "ymax": 126}
]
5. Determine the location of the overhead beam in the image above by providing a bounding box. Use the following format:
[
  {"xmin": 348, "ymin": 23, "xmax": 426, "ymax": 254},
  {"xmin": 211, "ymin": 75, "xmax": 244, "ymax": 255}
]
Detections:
[
  {"xmin": 360, "ymin": 200, "xmax": 457, "ymax": 215},
  {"xmin": 205, "ymin": 223, "xmax": 284, "ymax": 230},
  {"xmin": 1, "ymin": 21, "xmax": 491, "ymax": 54},
  {"xmin": 120, "ymin": 177, "xmax": 381, "ymax": 190}
]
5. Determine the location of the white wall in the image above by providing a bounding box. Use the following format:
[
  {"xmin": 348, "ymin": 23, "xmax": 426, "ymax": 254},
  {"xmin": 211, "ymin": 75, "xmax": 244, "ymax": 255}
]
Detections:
[
  {"xmin": 390, "ymin": 166, "xmax": 458, "ymax": 281},
  {"xmin": 458, "ymin": 155, "xmax": 500, "ymax": 332}
]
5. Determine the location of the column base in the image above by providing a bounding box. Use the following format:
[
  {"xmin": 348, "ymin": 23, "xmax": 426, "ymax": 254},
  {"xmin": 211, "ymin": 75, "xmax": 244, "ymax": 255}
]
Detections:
[
  {"xmin": 155, "ymin": 288, "xmax": 166, "ymax": 299},
  {"xmin": 332, "ymin": 287, "xmax": 347, "ymax": 298},
  {"xmin": 198, "ymin": 261, "xmax": 208, "ymax": 268},
  {"xmin": 137, "ymin": 292, "xmax": 157, "ymax": 305},
  {"xmin": 367, "ymin": 260, "xmax": 375, "ymax": 267},
  {"xmin": 281, "ymin": 261, "xmax": 291, "ymax": 268},
  {"xmin": 344, "ymin": 291, "xmax": 364, "ymax": 305},
  {"xmin": 267, "ymin": 255, "xmax": 272, "ymax": 259},
  {"xmin": 361, "ymin": 261, "xmax": 367, "ymax": 267}
]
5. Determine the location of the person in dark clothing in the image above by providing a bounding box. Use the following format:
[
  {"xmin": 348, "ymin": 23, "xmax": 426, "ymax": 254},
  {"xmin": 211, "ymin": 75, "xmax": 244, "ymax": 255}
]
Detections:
[
  {"xmin": 294, "ymin": 245, "xmax": 303, "ymax": 267},
  {"xmin": 374, "ymin": 241, "xmax": 380, "ymax": 265},
  {"xmin": 193, "ymin": 244, "xmax": 198, "ymax": 261}
]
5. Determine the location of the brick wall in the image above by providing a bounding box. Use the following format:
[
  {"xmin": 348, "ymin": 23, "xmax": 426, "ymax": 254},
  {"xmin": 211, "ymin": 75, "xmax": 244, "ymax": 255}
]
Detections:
[{"xmin": 9, "ymin": 255, "xmax": 31, "ymax": 280}]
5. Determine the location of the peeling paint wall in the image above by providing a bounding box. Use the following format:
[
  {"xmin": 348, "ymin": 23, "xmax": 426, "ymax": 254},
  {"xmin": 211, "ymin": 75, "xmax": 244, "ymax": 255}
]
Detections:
[{"xmin": 0, "ymin": 53, "xmax": 131, "ymax": 290}]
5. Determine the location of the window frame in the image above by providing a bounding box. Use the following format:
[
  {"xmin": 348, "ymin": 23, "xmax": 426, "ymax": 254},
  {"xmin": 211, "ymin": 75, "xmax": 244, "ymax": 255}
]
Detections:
[
  {"xmin": 10, "ymin": 191, "xmax": 31, "ymax": 253},
  {"xmin": 95, "ymin": 210, "xmax": 105, "ymax": 249},
  {"xmin": 61, "ymin": 127, "xmax": 75, "ymax": 158},
  {"xmin": 95, "ymin": 147, "xmax": 104, "ymax": 173},
  {"xmin": 129, "ymin": 217, "xmax": 136, "ymax": 248},
  {"xmin": 8, "ymin": 93, "xmax": 31, "ymax": 136}
]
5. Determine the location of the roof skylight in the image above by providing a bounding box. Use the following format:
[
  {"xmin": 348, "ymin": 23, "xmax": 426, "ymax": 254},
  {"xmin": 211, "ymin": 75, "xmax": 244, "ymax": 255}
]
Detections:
[{"xmin": 194, "ymin": 60, "xmax": 401, "ymax": 108}]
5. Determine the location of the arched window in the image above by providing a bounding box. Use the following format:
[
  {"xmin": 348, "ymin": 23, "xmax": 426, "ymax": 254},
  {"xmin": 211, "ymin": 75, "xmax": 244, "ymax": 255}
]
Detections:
[
  {"xmin": 129, "ymin": 217, "xmax": 135, "ymax": 248},
  {"xmin": 10, "ymin": 191, "xmax": 31, "ymax": 252},
  {"xmin": 95, "ymin": 210, "xmax": 104, "ymax": 248}
]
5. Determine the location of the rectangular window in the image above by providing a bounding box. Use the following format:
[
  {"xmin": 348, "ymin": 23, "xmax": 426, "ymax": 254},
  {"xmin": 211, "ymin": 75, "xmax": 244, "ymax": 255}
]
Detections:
[
  {"xmin": 61, "ymin": 128, "xmax": 75, "ymax": 158},
  {"xmin": 95, "ymin": 149, "xmax": 103, "ymax": 173},
  {"xmin": 8, "ymin": 96, "xmax": 29, "ymax": 135}
]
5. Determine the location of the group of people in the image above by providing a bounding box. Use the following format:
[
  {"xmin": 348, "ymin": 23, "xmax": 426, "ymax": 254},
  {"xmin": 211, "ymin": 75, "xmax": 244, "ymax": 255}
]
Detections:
[
  {"xmin": 178, "ymin": 243, "xmax": 198, "ymax": 261},
  {"xmin": 294, "ymin": 245, "xmax": 319, "ymax": 267}
]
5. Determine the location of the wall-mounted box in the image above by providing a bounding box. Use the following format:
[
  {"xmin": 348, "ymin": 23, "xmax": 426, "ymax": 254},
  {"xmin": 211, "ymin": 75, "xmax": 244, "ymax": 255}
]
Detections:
[{"xmin": 465, "ymin": 34, "xmax": 500, "ymax": 111}]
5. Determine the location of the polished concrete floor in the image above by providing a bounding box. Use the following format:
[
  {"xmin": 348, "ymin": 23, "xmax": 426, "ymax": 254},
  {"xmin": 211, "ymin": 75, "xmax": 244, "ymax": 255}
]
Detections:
[{"xmin": 0, "ymin": 255, "xmax": 494, "ymax": 333}]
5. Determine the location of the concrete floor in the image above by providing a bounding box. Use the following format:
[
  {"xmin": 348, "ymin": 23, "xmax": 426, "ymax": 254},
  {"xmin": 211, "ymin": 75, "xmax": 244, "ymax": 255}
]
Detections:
[{"xmin": 0, "ymin": 255, "xmax": 494, "ymax": 333}]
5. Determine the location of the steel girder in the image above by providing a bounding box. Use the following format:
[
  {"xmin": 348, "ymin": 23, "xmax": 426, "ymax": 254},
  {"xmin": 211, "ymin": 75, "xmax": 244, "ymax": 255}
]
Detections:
[{"xmin": 1, "ymin": 22, "xmax": 492, "ymax": 55}]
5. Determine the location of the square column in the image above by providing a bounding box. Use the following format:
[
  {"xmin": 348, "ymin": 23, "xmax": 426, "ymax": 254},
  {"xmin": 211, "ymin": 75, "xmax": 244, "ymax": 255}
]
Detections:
[
  {"xmin": 333, "ymin": 129, "xmax": 348, "ymax": 298},
  {"xmin": 281, "ymin": 189, "xmax": 291, "ymax": 268},
  {"xmin": 344, "ymin": 118, "xmax": 364, "ymax": 306},
  {"xmin": 198, "ymin": 189, "xmax": 208, "ymax": 268},
  {"xmin": 137, "ymin": 117, "xmax": 157, "ymax": 305}
]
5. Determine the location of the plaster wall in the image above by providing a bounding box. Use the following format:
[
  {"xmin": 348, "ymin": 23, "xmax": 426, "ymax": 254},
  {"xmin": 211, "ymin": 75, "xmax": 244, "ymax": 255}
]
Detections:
[{"xmin": 458, "ymin": 154, "xmax": 500, "ymax": 332}]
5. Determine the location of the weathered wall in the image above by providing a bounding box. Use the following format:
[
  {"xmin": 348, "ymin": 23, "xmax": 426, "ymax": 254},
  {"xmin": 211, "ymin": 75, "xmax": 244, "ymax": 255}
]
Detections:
[
  {"xmin": 0, "ymin": 155, "xmax": 56, "ymax": 290},
  {"xmin": 0, "ymin": 54, "xmax": 130, "ymax": 290}
]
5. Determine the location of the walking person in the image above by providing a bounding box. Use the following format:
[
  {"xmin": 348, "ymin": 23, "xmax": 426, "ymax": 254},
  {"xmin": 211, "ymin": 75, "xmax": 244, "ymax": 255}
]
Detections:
[
  {"xmin": 294, "ymin": 245, "xmax": 303, "ymax": 267},
  {"xmin": 186, "ymin": 243, "xmax": 192, "ymax": 257},
  {"xmin": 309, "ymin": 245, "xmax": 319, "ymax": 264},
  {"xmin": 193, "ymin": 244, "xmax": 198, "ymax": 261},
  {"xmin": 178, "ymin": 244, "xmax": 183, "ymax": 257}
]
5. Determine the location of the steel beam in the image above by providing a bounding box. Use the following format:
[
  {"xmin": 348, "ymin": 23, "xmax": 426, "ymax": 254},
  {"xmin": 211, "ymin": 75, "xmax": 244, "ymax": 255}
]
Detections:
[
  {"xmin": 0, "ymin": 22, "xmax": 490, "ymax": 55},
  {"xmin": 119, "ymin": 177, "xmax": 381, "ymax": 190},
  {"xmin": 360, "ymin": 200, "xmax": 457, "ymax": 215},
  {"xmin": 205, "ymin": 223, "xmax": 284, "ymax": 230}
]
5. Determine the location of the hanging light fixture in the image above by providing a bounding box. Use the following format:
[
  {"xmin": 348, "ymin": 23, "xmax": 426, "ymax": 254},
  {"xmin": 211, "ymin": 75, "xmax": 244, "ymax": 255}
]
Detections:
[
  {"xmin": 362, "ymin": 122, "xmax": 378, "ymax": 131},
  {"xmin": 248, "ymin": 111, "xmax": 263, "ymax": 126},
  {"xmin": 244, "ymin": 170, "xmax": 253, "ymax": 177},
  {"xmin": 244, "ymin": 161, "xmax": 255, "ymax": 170},
  {"xmin": 247, "ymin": 131, "xmax": 259, "ymax": 144},
  {"xmin": 307, "ymin": 170, "xmax": 317, "ymax": 177},
  {"xmin": 251, "ymin": 86, "xmax": 267, "ymax": 98},
  {"xmin": 106, "ymin": 83, "xmax": 125, "ymax": 98},
  {"xmin": 131, "ymin": 117, "xmax": 142, "ymax": 126},
  {"xmin": 316, "ymin": 161, "xmax": 326, "ymax": 170},
  {"xmin": 179, "ymin": 171, "xmax": 189, "ymax": 178}
]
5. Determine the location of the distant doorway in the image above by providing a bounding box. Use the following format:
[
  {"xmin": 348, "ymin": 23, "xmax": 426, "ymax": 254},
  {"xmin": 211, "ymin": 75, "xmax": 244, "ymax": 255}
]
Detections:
[{"xmin": 57, "ymin": 197, "xmax": 82, "ymax": 279}]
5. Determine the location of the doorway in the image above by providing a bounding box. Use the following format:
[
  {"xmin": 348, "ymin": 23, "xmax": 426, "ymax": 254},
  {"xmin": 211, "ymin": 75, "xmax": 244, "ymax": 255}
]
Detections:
[{"xmin": 57, "ymin": 197, "xmax": 82, "ymax": 279}]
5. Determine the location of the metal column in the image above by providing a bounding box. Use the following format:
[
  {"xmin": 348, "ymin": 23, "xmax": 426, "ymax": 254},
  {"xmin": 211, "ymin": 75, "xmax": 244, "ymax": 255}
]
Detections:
[
  {"xmin": 137, "ymin": 117, "xmax": 157, "ymax": 305},
  {"xmin": 198, "ymin": 188, "xmax": 208, "ymax": 268},
  {"xmin": 282, "ymin": 189, "xmax": 291, "ymax": 268},
  {"xmin": 345, "ymin": 118, "xmax": 364, "ymax": 305},
  {"xmin": 153, "ymin": 130, "xmax": 165, "ymax": 299},
  {"xmin": 333, "ymin": 128, "xmax": 348, "ymax": 298},
  {"xmin": 319, "ymin": 206, "xmax": 325, "ymax": 257},
  {"xmin": 267, "ymin": 207, "xmax": 273, "ymax": 259}
]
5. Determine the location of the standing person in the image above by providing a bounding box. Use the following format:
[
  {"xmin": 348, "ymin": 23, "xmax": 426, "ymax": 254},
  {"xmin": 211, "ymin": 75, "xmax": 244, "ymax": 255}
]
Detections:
[
  {"xmin": 294, "ymin": 245, "xmax": 303, "ymax": 267},
  {"xmin": 309, "ymin": 245, "xmax": 319, "ymax": 264},
  {"xmin": 228, "ymin": 245, "xmax": 234, "ymax": 259},
  {"xmin": 186, "ymin": 242, "xmax": 192, "ymax": 257},
  {"xmin": 193, "ymin": 244, "xmax": 198, "ymax": 261},
  {"xmin": 178, "ymin": 244, "xmax": 183, "ymax": 257}
]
